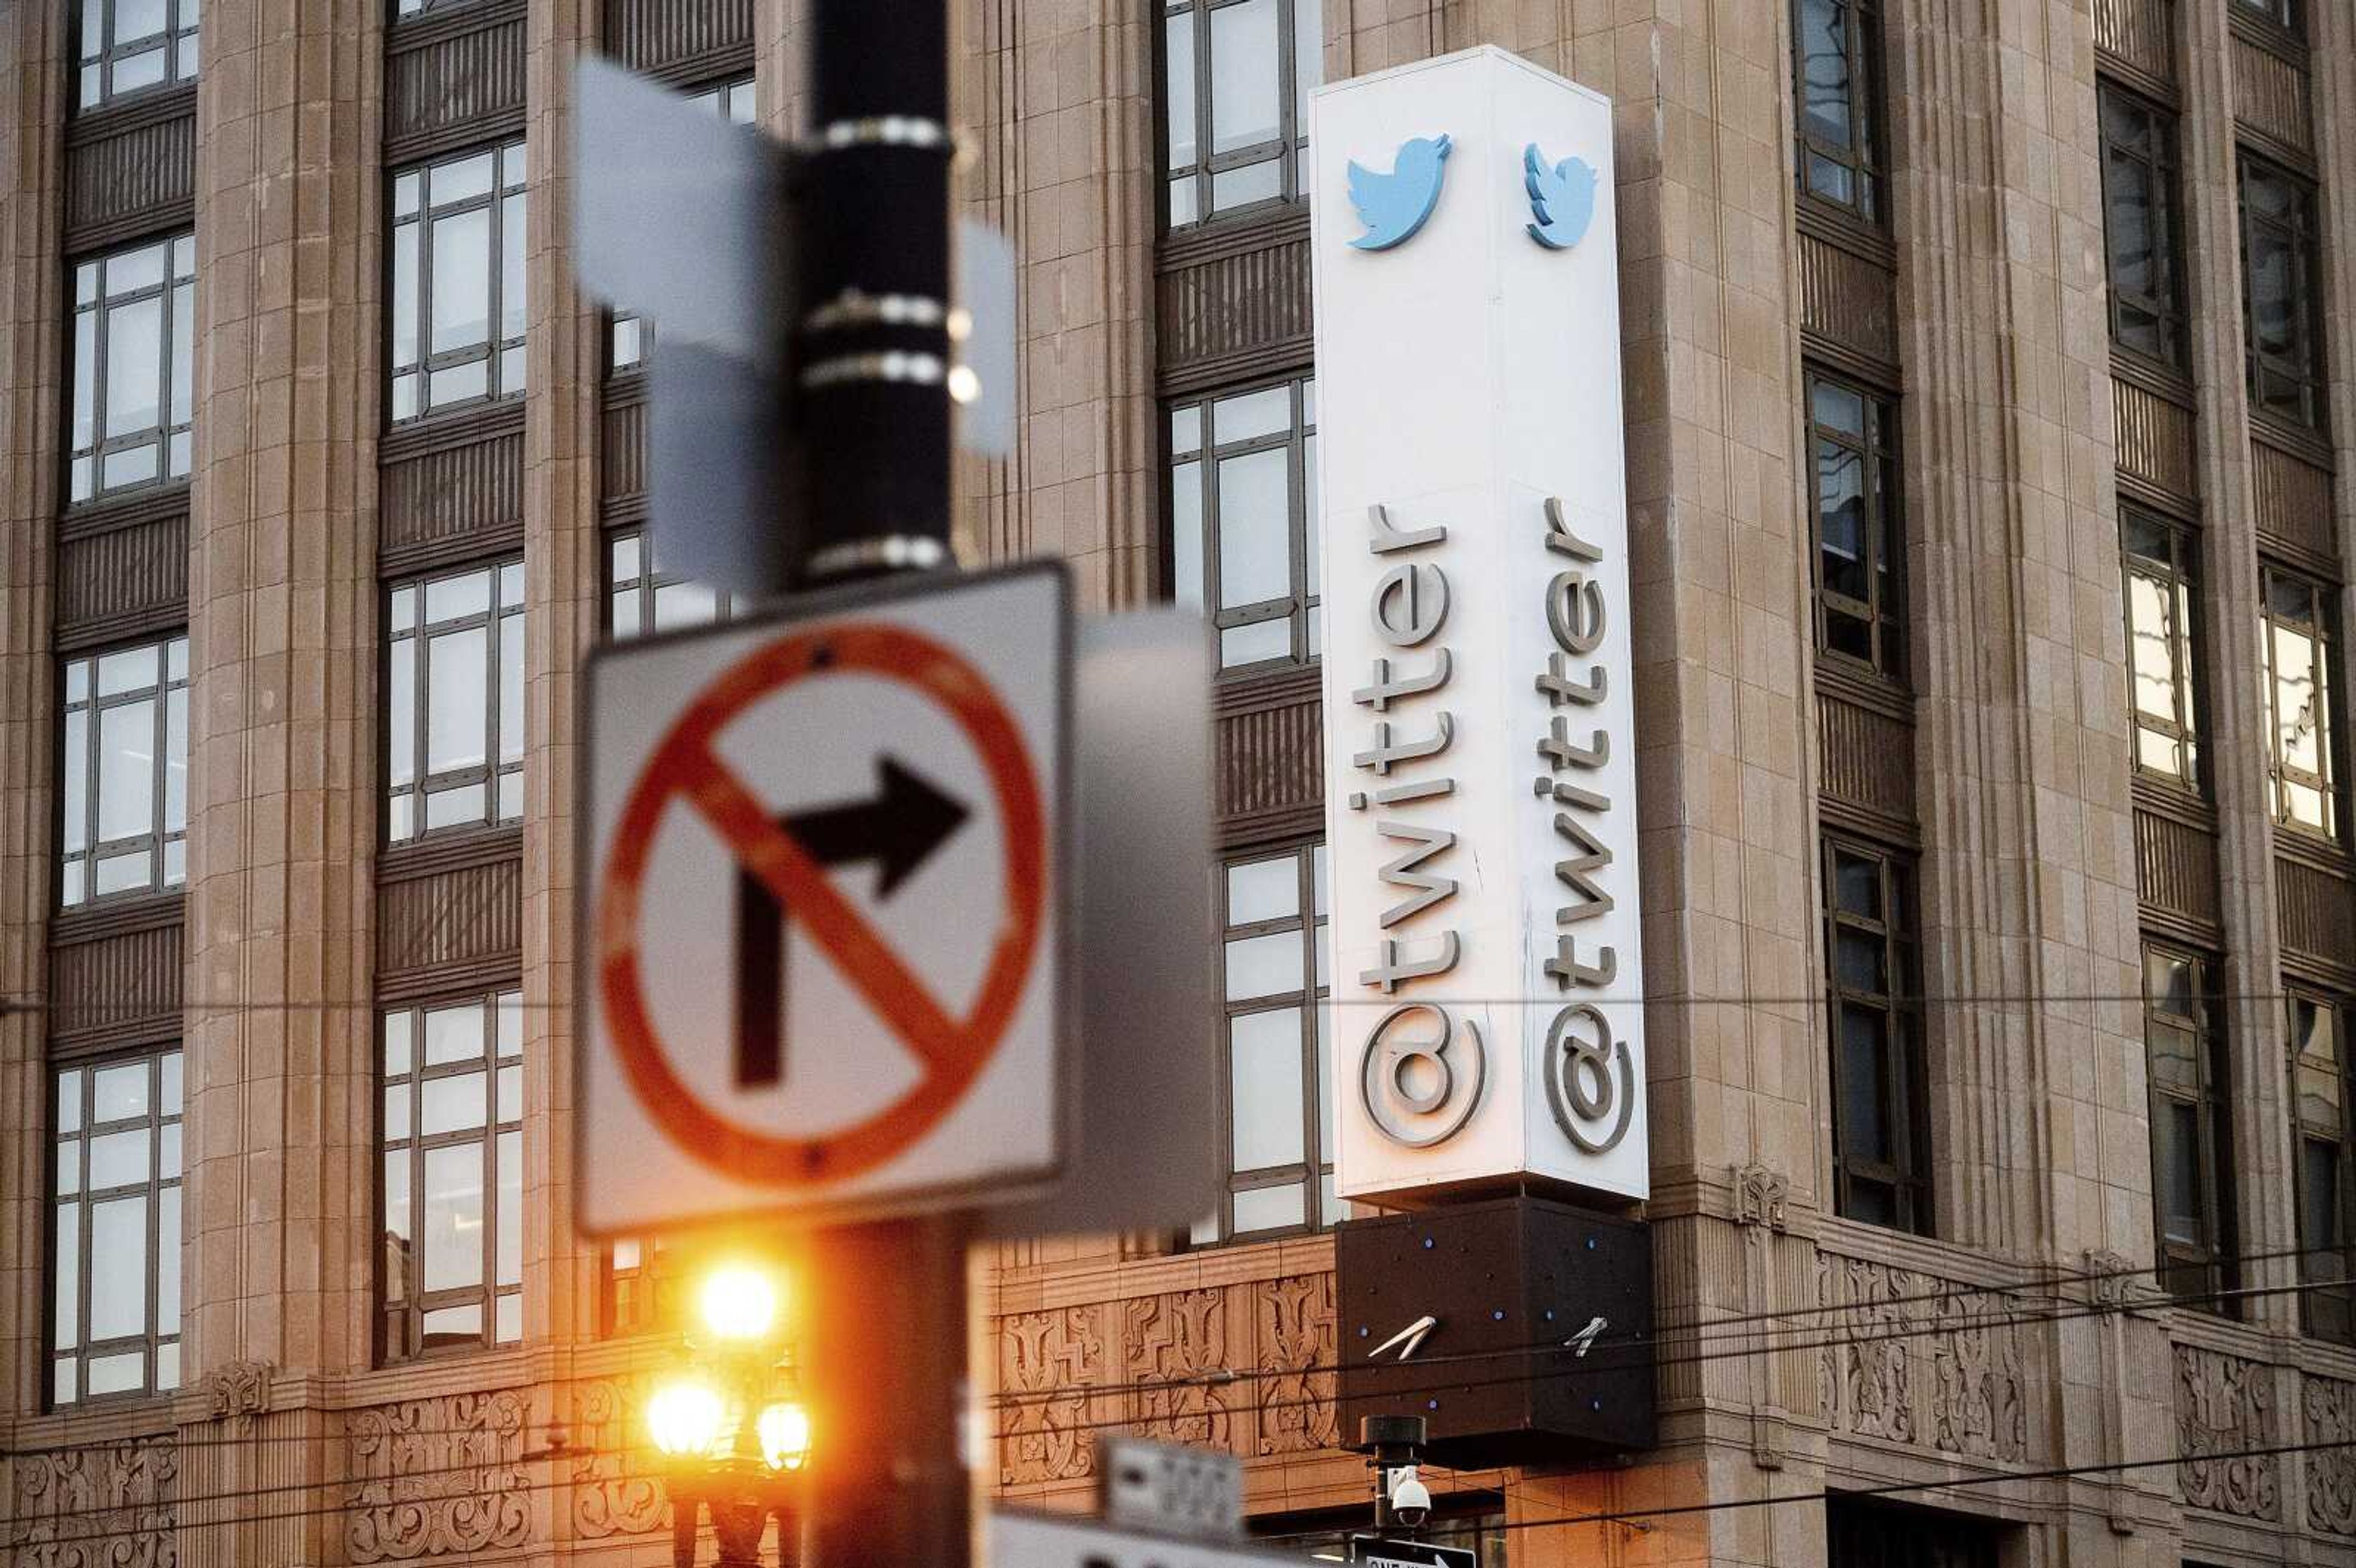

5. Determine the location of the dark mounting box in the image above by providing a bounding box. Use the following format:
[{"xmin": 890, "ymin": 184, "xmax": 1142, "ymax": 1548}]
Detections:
[{"xmin": 1334, "ymin": 1194, "xmax": 1655, "ymax": 1469}]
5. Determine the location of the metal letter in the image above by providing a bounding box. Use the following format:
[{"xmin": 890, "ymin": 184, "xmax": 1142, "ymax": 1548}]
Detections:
[
  {"xmin": 1544, "ymin": 932, "xmax": 1617, "ymax": 990},
  {"xmin": 1353, "ymin": 648, "xmax": 1452, "ymax": 711},
  {"xmin": 1352, "ymin": 712, "xmax": 1454, "ymax": 775},
  {"xmin": 1371, "ymin": 563, "xmax": 1449, "ymax": 647},
  {"xmin": 1368, "ymin": 502, "xmax": 1447, "ymax": 555},
  {"xmin": 1360, "ymin": 1004, "xmax": 1484, "ymax": 1147},
  {"xmin": 1545, "ymin": 569, "xmax": 1606, "ymax": 656},
  {"xmin": 1361, "ymin": 931, "xmax": 1460, "ymax": 993},
  {"xmin": 1372, "ymin": 821, "xmax": 1458, "ymax": 928},
  {"xmin": 1533, "ymin": 775, "xmax": 1610, "ymax": 813},
  {"xmin": 1538, "ymin": 718, "xmax": 1608, "ymax": 772},
  {"xmin": 1542, "ymin": 498, "xmax": 1604, "ymax": 562},
  {"xmin": 1536, "ymin": 653, "xmax": 1607, "ymax": 707},
  {"xmin": 1548, "ymin": 810, "xmax": 1615, "ymax": 921}
]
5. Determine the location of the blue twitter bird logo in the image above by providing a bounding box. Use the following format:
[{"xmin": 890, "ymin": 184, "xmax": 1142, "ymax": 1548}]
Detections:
[
  {"xmin": 1345, "ymin": 134, "xmax": 1452, "ymax": 251},
  {"xmin": 1523, "ymin": 144, "xmax": 1598, "ymax": 250}
]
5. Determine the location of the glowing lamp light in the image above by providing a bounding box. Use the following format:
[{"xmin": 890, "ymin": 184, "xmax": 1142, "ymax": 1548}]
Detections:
[
  {"xmin": 758, "ymin": 1401, "xmax": 812, "ymax": 1472},
  {"xmin": 698, "ymin": 1264, "xmax": 781, "ymax": 1343},
  {"xmin": 647, "ymin": 1377, "xmax": 726, "ymax": 1459}
]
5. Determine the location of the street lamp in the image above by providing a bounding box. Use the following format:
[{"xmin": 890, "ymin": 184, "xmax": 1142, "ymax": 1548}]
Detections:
[{"xmin": 649, "ymin": 1259, "xmax": 809, "ymax": 1568}]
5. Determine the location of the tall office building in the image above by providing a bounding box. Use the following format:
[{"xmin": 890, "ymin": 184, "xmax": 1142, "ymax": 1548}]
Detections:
[{"xmin": 0, "ymin": 1, "xmax": 2350, "ymax": 1565}]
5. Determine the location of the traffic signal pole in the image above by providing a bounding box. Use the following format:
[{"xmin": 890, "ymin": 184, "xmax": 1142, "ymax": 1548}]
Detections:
[{"xmin": 788, "ymin": 6, "xmax": 971, "ymax": 1568}]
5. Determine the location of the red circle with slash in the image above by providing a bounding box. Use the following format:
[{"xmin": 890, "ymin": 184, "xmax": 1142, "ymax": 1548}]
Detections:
[{"xmin": 596, "ymin": 621, "xmax": 1048, "ymax": 1184}]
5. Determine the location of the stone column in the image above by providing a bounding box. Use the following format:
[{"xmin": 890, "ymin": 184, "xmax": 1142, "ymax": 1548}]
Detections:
[
  {"xmin": 179, "ymin": 0, "xmax": 380, "ymax": 1560},
  {"xmin": 0, "ymin": 0, "xmax": 66, "ymax": 1423}
]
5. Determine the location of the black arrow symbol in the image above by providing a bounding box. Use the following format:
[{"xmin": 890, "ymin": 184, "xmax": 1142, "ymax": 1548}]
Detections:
[{"xmin": 735, "ymin": 757, "xmax": 971, "ymax": 1090}]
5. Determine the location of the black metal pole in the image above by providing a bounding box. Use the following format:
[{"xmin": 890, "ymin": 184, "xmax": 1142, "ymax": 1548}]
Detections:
[
  {"xmin": 791, "ymin": 0, "xmax": 955, "ymax": 585},
  {"xmin": 791, "ymin": 8, "xmax": 969, "ymax": 1568}
]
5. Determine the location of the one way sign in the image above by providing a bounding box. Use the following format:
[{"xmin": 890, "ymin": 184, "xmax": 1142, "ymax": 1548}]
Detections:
[{"xmin": 576, "ymin": 562, "xmax": 1070, "ymax": 1233}]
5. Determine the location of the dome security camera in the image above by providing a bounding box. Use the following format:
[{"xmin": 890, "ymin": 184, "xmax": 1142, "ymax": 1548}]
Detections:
[{"xmin": 1387, "ymin": 1465, "xmax": 1432, "ymax": 1529}]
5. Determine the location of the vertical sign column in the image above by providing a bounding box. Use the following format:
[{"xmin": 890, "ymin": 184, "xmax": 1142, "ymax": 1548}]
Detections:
[{"xmin": 1311, "ymin": 47, "xmax": 1646, "ymax": 1204}]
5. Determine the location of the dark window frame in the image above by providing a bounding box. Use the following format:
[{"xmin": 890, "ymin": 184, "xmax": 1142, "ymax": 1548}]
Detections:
[
  {"xmin": 1158, "ymin": 0, "xmax": 1320, "ymax": 231},
  {"xmin": 1791, "ymin": 0, "xmax": 1887, "ymax": 226},
  {"xmin": 387, "ymin": 139, "xmax": 528, "ymax": 428},
  {"xmin": 604, "ymin": 528, "xmax": 737, "ymax": 641},
  {"xmin": 377, "ymin": 989, "xmax": 524, "ymax": 1364},
  {"xmin": 383, "ymin": 556, "xmax": 526, "ymax": 845},
  {"xmin": 2258, "ymin": 559, "xmax": 2342, "ymax": 841},
  {"xmin": 2231, "ymin": 0, "xmax": 2301, "ymax": 40},
  {"xmin": 1805, "ymin": 367, "xmax": 1908, "ymax": 683},
  {"xmin": 2290, "ymin": 985, "xmax": 2354, "ymax": 1344},
  {"xmin": 2096, "ymin": 80, "xmax": 2189, "ymax": 371},
  {"xmin": 1827, "ymin": 1495, "xmax": 2001, "ymax": 1568},
  {"xmin": 47, "ymin": 1046, "xmax": 183, "ymax": 1410},
  {"xmin": 66, "ymin": 233, "xmax": 195, "ymax": 507},
  {"xmin": 607, "ymin": 77, "xmax": 755, "ymax": 374},
  {"xmin": 56, "ymin": 631, "xmax": 190, "ymax": 910},
  {"xmin": 2141, "ymin": 943, "xmax": 2238, "ymax": 1310},
  {"xmin": 1166, "ymin": 373, "xmax": 1321, "ymax": 677},
  {"xmin": 1193, "ymin": 840, "xmax": 1333, "ymax": 1246},
  {"xmin": 2119, "ymin": 505, "xmax": 2207, "ymax": 793},
  {"xmin": 2238, "ymin": 153, "xmax": 2328, "ymax": 432},
  {"xmin": 72, "ymin": 0, "xmax": 199, "ymax": 112},
  {"xmin": 1822, "ymin": 835, "xmax": 1931, "ymax": 1236}
]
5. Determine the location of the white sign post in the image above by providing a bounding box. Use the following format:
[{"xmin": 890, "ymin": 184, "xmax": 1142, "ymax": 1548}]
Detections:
[
  {"xmin": 1312, "ymin": 47, "xmax": 1647, "ymax": 1203},
  {"xmin": 576, "ymin": 563, "xmax": 1069, "ymax": 1233}
]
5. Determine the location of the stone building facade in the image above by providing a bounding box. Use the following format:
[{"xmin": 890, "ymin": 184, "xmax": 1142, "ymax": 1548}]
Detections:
[{"xmin": 0, "ymin": 1, "xmax": 2352, "ymax": 1566}]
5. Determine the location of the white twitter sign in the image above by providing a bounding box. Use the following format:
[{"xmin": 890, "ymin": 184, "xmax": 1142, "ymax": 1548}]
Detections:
[{"xmin": 1311, "ymin": 47, "xmax": 1646, "ymax": 1205}]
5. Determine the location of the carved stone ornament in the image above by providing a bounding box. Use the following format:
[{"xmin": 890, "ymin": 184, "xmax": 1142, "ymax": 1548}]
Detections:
[
  {"xmin": 570, "ymin": 1375, "xmax": 672, "ymax": 1540},
  {"xmin": 1815, "ymin": 1251, "xmax": 2026, "ymax": 1463},
  {"xmin": 1253, "ymin": 1273, "xmax": 1338, "ymax": 1457},
  {"xmin": 998, "ymin": 1305, "xmax": 1107, "ymax": 1486},
  {"xmin": 7, "ymin": 1436, "xmax": 177, "ymax": 1568},
  {"xmin": 202, "ymin": 1357, "xmax": 275, "ymax": 1423},
  {"xmin": 2174, "ymin": 1345, "xmax": 2279, "ymax": 1521},
  {"xmin": 346, "ymin": 1389, "xmax": 533, "ymax": 1562},
  {"xmin": 1123, "ymin": 1288, "xmax": 1232, "ymax": 1449},
  {"xmin": 1734, "ymin": 1163, "xmax": 1788, "ymax": 1231},
  {"xmin": 2304, "ymin": 1375, "xmax": 2356, "ymax": 1537},
  {"xmin": 2081, "ymin": 1249, "xmax": 2138, "ymax": 1309}
]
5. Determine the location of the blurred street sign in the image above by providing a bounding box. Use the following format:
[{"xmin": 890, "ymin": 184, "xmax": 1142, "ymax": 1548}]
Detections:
[
  {"xmin": 984, "ymin": 609, "xmax": 1217, "ymax": 1239},
  {"xmin": 988, "ymin": 1511, "xmax": 1299, "ymax": 1568},
  {"xmin": 1349, "ymin": 1540, "xmax": 1476, "ymax": 1568},
  {"xmin": 577, "ymin": 563, "xmax": 1070, "ymax": 1232},
  {"xmin": 1098, "ymin": 1435, "xmax": 1242, "ymax": 1542}
]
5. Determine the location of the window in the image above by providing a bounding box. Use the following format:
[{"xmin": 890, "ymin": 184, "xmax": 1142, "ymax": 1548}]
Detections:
[
  {"xmin": 1827, "ymin": 1497, "xmax": 1999, "ymax": 1568},
  {"xmin": 1169, "ymin": 375, "xmax": 1320, "ymax": 672},
  {"xmin": 2291, "ymin": 987, "xmax": 2354, "ymax": 1343},
  {"xmin": 390, "ymin": 140, "xmax": 526, "ymax": 424},
  {"xmin": 75, "ymin": 0, "xmax": 199, "ymax": 110},
  {"xmin": 2120, "ymin": 508, "xmax": 2204, "ymax": 790},
  {"xmin": 602, "ymin": 1235, "xmax": 685, "ymax": 1337},
  {"xmin": 2239, "ymin": 156, "xmax": 2325, "ymax": 431},
  {"xmin": 69, "ymin": 234, "xmax": 194, "ymax": 505},
  {"xmin": 2096, "ymin": 84, "xmax": 2186, "ymax": 369},
  {"xmin": 1792, "ymin": 0, "xmax": 1884, "ymax": 222},
  {"xmin": 1806, "ymin": 371, "xmax": 1905, "ymax": 680},
  {"xmin": 2258, "ymin": 562, "xmax": 2339, "ymax": 839},
  {"xmin": 2232, "ymin": 0, "xmax": 2298, "ymax": 36},
  {"xmin": 1161, "ymin": 0, "xmax": 1319, "ymax": 227},
  {"xmin": 1193, "ymin": 843, "xmax": 1333, "ymax": 1243},
  {"xmin": 610, "ymin": 79, "xmax": 755, "ymax": 372},
  {"xmin": 2142, "ymin": 947, "xmax": 2236, "ymax": 1307},
  {"xmin": 59, "ymin": 635, "xmax": 188, "ymax": 908},
  {"xmin": 1822, "ymin": 838, "xmax": 1929, "ymax": 1234},
  {"xmin": 607, "ymin": 530, "xmax": 735, "ymax": 639},
  {"xmin": 379, "ymin": 991, "xmax": 523, "ymax": 1360},
  {"xmin": 50, "ymin": 1049, "xmax": 182, "ymax": 1407},
  {"xmin": 385, "ymin": 559, "xmax": 525, "ymax": 844}
]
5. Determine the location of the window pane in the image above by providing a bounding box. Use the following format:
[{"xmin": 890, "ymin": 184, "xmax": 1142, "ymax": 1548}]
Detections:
[
  {"xmin": 1230, "ymin": 1008, "xmax": 1306, "ymax": 1169},
  {"xmin": 96, "ymin": 699, "xmax": 156, "ymax": 844},
  {"xmin": 88, "ymin": 1128, "xmax": 150, "ymax": 1189},
  {"xmin": 1227, "ymin": 856, "xmax": 1299, "ymax": 926},
  {"xmin": 421, "ymin": 1143, "xmax": 485, "ymax": 1291},
  {"xmin": 88, "ymin": 1196, "xmax": 148, "ymax": 1340},
  {"xmin": 164, "ymin": 688, "xmax": 187, "ymax": 831},
  {"xmin": 499, "ymin": 623, "xmax": 523, "ymax": 763},
  {"xmin": 1213, "ymin": 386, "xmax": 1291, "ymax": 445},
  {"xmin": 2157, "ymin": 1099, "xmax": 2203, "ymax": 1245},
  {"xmin": 118, "ymin": 0, "xmax": 168, "ymax": 42},
  {"xmin": 425, "ymin": 627, "xmax": 489, "ymax": 773},
  {"xmin": 1164, "ymin": 12, "xmax": 1197, "ymax": 169},
  {"xmin": 156, "ymin": 1186, "xmax": 180, "ymax": 1338},
  {"xmin": 62, "ymin": 707, "xmax": 88, "ymax": 855},
  {"xmin": 1215, "ymin": 448, "xmax": 1291, "ymax": 608},
  {"xmin": 431, "ymin": 152, "xmax": 496, "ymax": 207},
  {"xmin": 1208, "ymin": 0, "xmax": 1281, "ymax": 155},
  {"xmin": 1225, "ymin": 929, "xmax": 1303, "ymax": 1001},
  {"xmin": 1231, "ymin": 1181, "xmax": 1304, "ymax": 1233},
  {"xmin": 85, "ymin": 1351, "xmax": 144, "ymax": 1396},
  {"xmin": 93, "ymin": 1061, "xmax": 150, "ymax": 1121},
  {"xmin": 102, "ymin": 294, "xmax": 164, "ymax": 445},
  {"xmin": 53, "ymin": 1205, "xmax": 79, "ymax": 1350},
  {"xmin": 388, "ymin": 642, "xmax": 416, "ymax": 788},
  {"xmin": 1838, "ymin": 1006, "xmax": 1890, "ymax": 1163},
  {"xmin": 500, "ymin": 194, "xmax": 527, "ymax": 340},
  {"xmin": 1170, "ymin": 460, "xmax": 1204, "ymax": 608},
  {"xmin": 421, "ymin": 1072, "xmax": 487, "ymax": 1136},
  {"xmin": 1798, "ymin": 0, "xmax": 1854, "ymax": 148},
  {"xmin": 496, "ymin": 1131, "xmax": 521, "ymax": 1286},
  {"xmin": 392, "ymin": 223, "xmax": 419, "ymax": 369},
  {"xmin": 169, "ymin": 282, "xmax": 193, "ymax": 425},
  {"xmin": 1221, "ymin": 618, "xmax": 1290, "ymax": 668},
  {"xmin": 424, "ymin": 1003, "xmax": 484, "ymax": 1064},
  {"xmin": 429, "ymin": 207, "xmax": 492, "ymax": 355}
]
